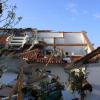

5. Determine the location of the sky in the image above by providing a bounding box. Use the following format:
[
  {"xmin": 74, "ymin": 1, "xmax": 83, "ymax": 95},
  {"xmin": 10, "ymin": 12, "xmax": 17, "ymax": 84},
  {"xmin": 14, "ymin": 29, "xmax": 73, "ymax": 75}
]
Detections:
[{"xmin": 7, "ymin": 0, "xmax": 100, "ymax": 48}]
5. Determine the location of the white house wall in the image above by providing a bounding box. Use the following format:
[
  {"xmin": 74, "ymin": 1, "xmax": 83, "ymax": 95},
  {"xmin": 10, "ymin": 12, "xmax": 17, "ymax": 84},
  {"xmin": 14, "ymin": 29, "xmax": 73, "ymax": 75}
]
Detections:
[
  {"xmin": 55, "ymin": 38, "xmax": 64, "ymax": 44},
  {"xmin": 63, "ymin": 33, "xmax": 84, "ymax": 44},
  {"xmin": 56, "ymin": 46, "xmax": 86, "ymax": 55},
  {"xmin": 43, "ymin": 38, "xmax": 54, "ymax": 44},
  {"xmin": 46, "ymin": 46, "xmax": 86, "ymax": 55},
  {"xmin": 38, "ymin": 32, "xmax": 84, "ymax": 44},
  {"xmin": 86, "ymin": 63, "xmax": 100, "ymax": 100},
  {"xmin": 37, "ymin": 32, "xmax": 63, "ymax": 38},
  {"xmin": 37, "ymin": 31, "xmax": 92, "ymax": 55}
]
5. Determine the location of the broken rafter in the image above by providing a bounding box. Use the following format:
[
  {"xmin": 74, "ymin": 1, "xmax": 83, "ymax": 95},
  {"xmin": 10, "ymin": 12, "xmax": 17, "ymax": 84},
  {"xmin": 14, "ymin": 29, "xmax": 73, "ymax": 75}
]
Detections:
[
  {"xmin": 65, "ymin": 47, "xmax": 100, "ymax": 70},
  {"xmin": 48, "ymin": 43, "xmax": 87, "ymax": 46}
]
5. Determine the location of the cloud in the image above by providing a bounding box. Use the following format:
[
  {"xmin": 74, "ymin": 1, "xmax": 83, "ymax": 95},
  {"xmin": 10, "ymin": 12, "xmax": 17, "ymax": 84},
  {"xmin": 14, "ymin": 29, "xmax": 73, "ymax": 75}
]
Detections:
[
  {"xmin": 66, "ymin": 2, "xmax": 90, "ymax": 16},
  {"xmin": 66, "ymin": 2, "xmax": 79, "ymax": 15},
  {"xmin": 67, "ymin": 3, "xmax": 77, "ymax": 8},
  {"xmin": 66, "ymin": 2, "xmax": 100, "ymax": 21},
  {"xmin": 93, "ymin": 13, "xmax": 100, "ymax": 19},
  {"xmin": 83, "ymin": 10, "xmax": 88, "ymax": 14}
]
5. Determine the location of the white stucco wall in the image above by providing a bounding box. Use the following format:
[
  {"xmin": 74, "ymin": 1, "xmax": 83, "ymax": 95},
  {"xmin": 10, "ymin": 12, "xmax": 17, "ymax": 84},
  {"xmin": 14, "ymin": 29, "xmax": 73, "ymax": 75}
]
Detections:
[
  {"xmin": 28, "ymin": 64, "xmax": 68, "ymax": 84},
  {"xmin": 56, "ymin": 46, "xmax": 86, "ymax": 55},
  {"xmin": 47, "ymin": 64, "xmax": 68, "ymax": 83},
  {"xmin": 0, "ymin": 56, "xmax": 68, "ymax": 83},
  {"xmin": 63, "ymin": 33, "xmax": 84, "ymax": 44},
  {"xmin": 43, "ymin": 38, "xmax": 54, "ymax": 44},
  {"xmin": 86, "ymin": 63, "xmax": 100, "ymax": 100},
  {"xmin": 37, "ymin": 32, "xmax": 88, "ymax": 55},
  {"xmin": 0, "ymin": 56, "xmax": 29, "ymax": 73},
  {"xmin": 46, "ymin": 45, "xmax": 86, "ymax": 55},
  {"xmin": 55, "ymin": 38, "xmax": 64, "ymax": 44},
  {"xmin": 37, "ymin": 32, "xmax": 63, "ymax": 38},
  {"xmin": 41, "ymin": 33, "xmax": 84, "ymax": 44}
]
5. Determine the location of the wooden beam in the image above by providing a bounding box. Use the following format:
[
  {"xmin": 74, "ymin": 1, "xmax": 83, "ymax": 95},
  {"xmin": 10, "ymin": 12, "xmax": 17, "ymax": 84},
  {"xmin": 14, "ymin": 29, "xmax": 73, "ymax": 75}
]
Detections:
[
  {"xmin": 65, "ymin": 47, "xmax": 100, "ymax": 70},
  {"xmin": 47, "ymin": 43, "xmax": 87, "ymax": 46},
  {"xmin": 75, "ymin": 47, "xmax": 100, "ymax": 64},
  {"xmin": 62, "ymin": 32, "xmax": 82, "ymax": 34}
]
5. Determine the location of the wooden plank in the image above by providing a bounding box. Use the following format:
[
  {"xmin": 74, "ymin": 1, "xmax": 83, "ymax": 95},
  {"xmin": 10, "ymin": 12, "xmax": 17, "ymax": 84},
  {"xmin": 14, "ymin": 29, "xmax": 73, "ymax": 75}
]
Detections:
[
  {"xmin": 62, "ymin": 32, "xmax": 82, "ymax": 34},
  {"xmin": 47, "ymin": 43, "xmax": 87, "ymax": 46},
  {"xmin": 65, "ymin": 47, "xmax": 100, "ymax": 70},
  {"xmin": 75, "ymin": 47, "xmax": 100, "ymax": 64}
]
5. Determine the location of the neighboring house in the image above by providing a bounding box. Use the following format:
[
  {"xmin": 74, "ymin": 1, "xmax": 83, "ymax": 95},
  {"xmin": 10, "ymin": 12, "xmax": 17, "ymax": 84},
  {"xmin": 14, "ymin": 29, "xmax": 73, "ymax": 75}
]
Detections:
[
  {"xmin": 0, "ymin": 28, "xmax": 94, "ymax": 65},
  {"xmin": 0, "ymin": 28, "xmax": 94, "ymax": 55},
  {"xmin": 37, "ymin": 30, "xmax": 94, "ymax": 55},
  {"xmin": 0, "ymin": 28, "xmax": 99, "ymax": 100}
]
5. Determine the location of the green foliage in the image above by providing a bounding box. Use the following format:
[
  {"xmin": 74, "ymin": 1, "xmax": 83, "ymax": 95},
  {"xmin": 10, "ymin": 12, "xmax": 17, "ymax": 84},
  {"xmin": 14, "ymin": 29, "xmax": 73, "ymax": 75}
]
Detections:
[
  {"xmin": 68, "ymin": 69, "xmax": 89, "ymax": 100},
  {"xmin": 0, "ymin": 46, "xmax": 8, "ymax": 52},
  {"xmin": 70, "ymin": 70, "xmax": 84, "ymax": 93},
  {"xmin": 7, "ymin": 45, "xmax": 13, "ymax": 49}
]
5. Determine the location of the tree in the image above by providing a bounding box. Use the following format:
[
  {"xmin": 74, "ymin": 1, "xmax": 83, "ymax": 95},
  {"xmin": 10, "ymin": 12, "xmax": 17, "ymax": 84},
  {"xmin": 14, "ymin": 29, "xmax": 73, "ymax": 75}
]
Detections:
[
  {"xmin": 0, "ymin": 0, "xmax": 22, "ymax": 28},
  {"xmin": 67, "ymin": 69, "xmax": 91, "ymax": 100}
]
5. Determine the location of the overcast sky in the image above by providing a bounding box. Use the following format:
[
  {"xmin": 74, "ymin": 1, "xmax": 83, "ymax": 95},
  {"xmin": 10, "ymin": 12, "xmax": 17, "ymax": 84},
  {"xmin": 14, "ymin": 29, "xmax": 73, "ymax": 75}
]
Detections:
[{"xmin": 7, "ymin": 0, "xmax": 100, "ymax": 48}]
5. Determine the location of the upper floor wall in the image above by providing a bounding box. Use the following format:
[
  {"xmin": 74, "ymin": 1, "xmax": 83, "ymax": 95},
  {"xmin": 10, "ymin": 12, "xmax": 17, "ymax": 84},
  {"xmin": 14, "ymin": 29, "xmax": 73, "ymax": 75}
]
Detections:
[
  {"xmin": 0, "ymin": 28, "xmax": 94, "ymax": 55},
  {"xmin": 37, "ymin": 32, "xmax": 63, "ymax": 38},
  {"xmin": 38, "ymin": 31, "xmax": 94, "ymax": 55},
  {"xmin": 55, "ymin": 33, "xmax": 84, "ymax": 44}
]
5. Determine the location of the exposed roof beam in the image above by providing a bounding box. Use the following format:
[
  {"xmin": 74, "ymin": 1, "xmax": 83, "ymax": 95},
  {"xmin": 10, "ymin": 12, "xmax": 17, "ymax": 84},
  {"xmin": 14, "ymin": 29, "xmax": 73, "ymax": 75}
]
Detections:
[
  {"xmin": 47, "ymin": 43, "xmax": 87, "ymax": 46},
  {"xmin": 65, "ymin": 47, "xmax": 100, "ymax": 70}
]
